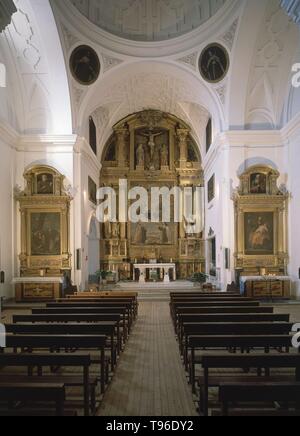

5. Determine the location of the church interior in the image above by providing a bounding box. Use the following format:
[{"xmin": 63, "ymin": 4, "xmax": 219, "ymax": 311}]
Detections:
[{"xmin": 0, "ymin": 0, "xmax": 300, "ymax": 418}]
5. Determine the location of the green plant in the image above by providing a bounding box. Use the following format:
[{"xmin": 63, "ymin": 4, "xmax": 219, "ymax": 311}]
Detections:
[
  {"xmin": 95, "ymin": 270, "xmax": 113, "ymax": 281},
  {"xmin": 190, "ymin": 272, "xmax": 209, "ymax": 284}
]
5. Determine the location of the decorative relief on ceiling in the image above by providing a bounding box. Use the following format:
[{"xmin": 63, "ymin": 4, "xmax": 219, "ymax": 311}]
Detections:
[
  {"xmin": 221, "ymin": 18, "xmax": 238, "ymax": 50},
  {"xmin": 177, "ymin": 52, "xmax": 199, "ymax": 71},
  {"xmin": 4, "ymin": 0, "xmax": 52, "ymax": 132},
  {"xmin": 246, "ymin": 0, "xmax": 293, "ymax": 128},
  {"xmin": 215, "ymin": 83, "xmax": 227, "ymax": 105},
  {"xmin": 102, "ymin": 54, "xmax": 123, "ymax": 73},
  {"xmin": 60, "ymin": 23, "xmax": 80, "ymax": 51},
  {"xmin": 72, "ymin": 83, "xmax": 85, "ymax": 106},
  {"xmin": 69, "ymin": 0, "xmax": 227, "ymax": 42}
]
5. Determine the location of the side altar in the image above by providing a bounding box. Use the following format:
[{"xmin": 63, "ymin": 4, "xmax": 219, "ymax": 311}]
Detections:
[{"xmin": 14, "ymin": 166, "xmax": 72, "ymax": 302}]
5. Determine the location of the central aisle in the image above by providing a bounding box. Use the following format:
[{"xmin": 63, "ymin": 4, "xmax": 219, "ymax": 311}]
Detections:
[{"xmin": 98, "ymin": 301, "xmax": 197, "ymax": 416}]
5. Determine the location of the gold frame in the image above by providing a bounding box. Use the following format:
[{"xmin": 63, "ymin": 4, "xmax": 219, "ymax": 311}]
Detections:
[
  {"xmin": 234, "ymin": 165, "xmax": 288, "ymax": 276},
  {"xmin": 17, "ymin": 166, "xmax": 72, "ymax": 277}
]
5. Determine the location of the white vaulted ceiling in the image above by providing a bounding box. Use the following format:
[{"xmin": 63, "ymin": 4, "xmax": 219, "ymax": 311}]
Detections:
[{"xmin": 69, "ymin": 0, "xmax": 227, "ymax": 41}]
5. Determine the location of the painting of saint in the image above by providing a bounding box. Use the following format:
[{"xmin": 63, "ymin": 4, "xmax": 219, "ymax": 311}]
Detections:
[
  {"xmin": 37, "ymin": 174, "xmax": 54, "ymax": 195},
  {"xmin": 244, "ymin": 212, "xmax": 274, "ymax": 255},
  {"xmin": 31, "ymin": 213, "xmax": 61, "ymax": 256},
  {"xmin": 199, "ymin": 44, "xmax": 229, "ymax": 83},
  {"xmin": 250, "ymin": 173, "xmax": 267, "ymax": 194},
  {"xmin": 70, "ymin": 45, "xmax": 100, "ymax": 86}
]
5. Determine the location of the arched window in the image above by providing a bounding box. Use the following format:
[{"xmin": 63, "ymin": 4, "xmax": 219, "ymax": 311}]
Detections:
[
  {"xmin": 89, "ymin": 117, "xmax": 97, "ymax": 155},
  {"xmin": 206, "ymin": 118, "xmax": 212, "ymax": 153}
]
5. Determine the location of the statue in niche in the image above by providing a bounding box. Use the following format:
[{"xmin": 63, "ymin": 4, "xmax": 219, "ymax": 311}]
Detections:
[
  {"xmin": 152, "ymin": 146, "xmax": 160, "ymax": 171},
  {"xmin": 160, "ymin": 144, "xmax": 169, "ymax": 167},
  {"xmin": 159, "ymin": 223, "xmax": 171, "ymax": 244},
  {"xmin": 133, "ymin": 222, "xmax": 146, "ymax": 245},
  {"xmin": 112, "ymin": 222, "xmax": 120, "ymax": 239},
  {"xmin": 136, "ymin": 143, "xmax": 145, "ymax": 168},
  {"xmin": 104, "ymin": 220, "xmax": 111, "ymax": 239}
]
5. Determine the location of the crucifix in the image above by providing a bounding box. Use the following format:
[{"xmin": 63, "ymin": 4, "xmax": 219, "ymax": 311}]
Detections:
[{"xmin": 140, "ymin": 128, "xmax": 164, "ymax": 161}]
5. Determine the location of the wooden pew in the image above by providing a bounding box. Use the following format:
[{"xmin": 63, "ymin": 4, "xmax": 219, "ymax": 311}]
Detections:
[
  {"xmin": 32, "ymin": 307, "xmax": 130, "ymax": 339},
  {"xmin": 188, "ymin": 335, "xmax": 293, "ymax": 396},
  {"xmin": 199, "ymin": 354, "xmax": 300, "ymax": 416},
  {"xmin": 49, "ymin": 300, "xmax": 137, "ymax": 321},
  {"xmin": 180, "ymin": 322, "xmax": 294, "ymax": 368},
  {"xmin": 0, "ymin": 383, "xmax": 66, "ymax": 416},
  {"xmin": 170, "ymin": 292, "xmax": 240, "ymax": 297},
  {"xmin": 13, "ymin": 314, "xmax": 123, "ymax": 350},
  {"xmin": 0, "ymin": 353, "xmax": 92, "ymax": 416},
  {"xmin": 6, "ymin": 322, "xmax": 118, "ymax": 372},
  {"xmin": 219, "ymin": 382, "xmax": 300, "ymax": 416},
  {"xmin": 170, "ymin": 301, "xmax": 260, "ymax": 322},
  {"xmin": 3, "ymin": 335, "xmax": 107, "ymax": 394},
  {"xmin": 174, "ymin": 306, "xmax": 274, "ymax": 334},
  {"xmin": 68, "ymin": 292, "xmax": 138, "ymax": 315}
]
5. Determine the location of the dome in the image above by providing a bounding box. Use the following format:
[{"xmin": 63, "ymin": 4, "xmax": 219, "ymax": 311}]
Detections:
[{"xmin": 70, "ymin": 0, "xmax": 227, "ymax": 42}]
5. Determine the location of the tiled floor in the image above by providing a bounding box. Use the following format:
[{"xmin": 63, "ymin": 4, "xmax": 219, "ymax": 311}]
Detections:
[{"xmin": 98, "ymin": 301, "xmax": 197, "ymax": 417}]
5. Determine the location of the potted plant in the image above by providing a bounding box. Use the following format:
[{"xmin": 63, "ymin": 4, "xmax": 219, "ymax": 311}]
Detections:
[
  {"xmin": 95, "ymin": 270, "xmax": 113, "ymax": 286},
  {"xmin": 189, "ymin": 272, "xmax": 209, "ymax": 289}
]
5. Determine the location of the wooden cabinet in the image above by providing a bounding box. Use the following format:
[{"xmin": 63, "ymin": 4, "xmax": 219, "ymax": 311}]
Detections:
[
  {"xmin": 15, "ymin": 281, "xmax": 61, "ymax": 302},
  {"xmin": 244, "ymin": 279, "xmax": 291, "ymax": 299}
]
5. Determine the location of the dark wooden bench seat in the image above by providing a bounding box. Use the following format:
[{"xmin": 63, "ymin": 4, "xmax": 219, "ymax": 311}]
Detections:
[
  {"xmin": 188, "ymin": 335, "xmax": 294, "ymax": 395},
  {"xmin": 6, "ymin": 322, "xmax": 119, "ymax": 371},
  {"xmin": 2, "ymin": 335, "xmax": 107, "ymax": 395},
  {"xmin": 197, "ymin": 354, "xmax": 300, "ymax": 416},
  {"xmin": 178, "ymin": 314, "xmax": 290, "ymax": 335},
  {"xmin": 170, "ymin": 301, "xmax": 261, "ymax": 321},
  {"xmin": 58, "ymin": 296, "xmax": 139, "ymax": 317},
  {"xmin": 180, "ymin": 322, "xmax": 294, "ymax": 367},
  {"xmin": 32, "ymin": 307, "xmax": 130, "ymax": 339},
  {"xmin": 219, "ymin": 382, "xmax": 300, "ymax": 416},
  {"xmin": 0, "ymin": 353, "xmax": 94, "ymax": 416},
  {"xmin": 174, "ymin": 307, "xmax": 275, "ymax": 333},
  {"xmin": 49, "ymin": 300, "xmax": 137, "ymax": 320},
  {"xmin": 0, "ymin": 383, "xmax": 66, "ymax": 416},
  {"xmin": 0, "ymin": 374, "xmax": 98, "ymax": 415}
]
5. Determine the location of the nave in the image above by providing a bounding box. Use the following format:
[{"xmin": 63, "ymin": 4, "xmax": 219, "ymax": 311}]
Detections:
[{"xmin": 1, "ymin": 292, "xmax": 300, "ymax": 417}]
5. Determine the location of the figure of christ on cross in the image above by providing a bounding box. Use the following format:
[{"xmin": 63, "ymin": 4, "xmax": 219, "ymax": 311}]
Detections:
[{"xmin": 139, "ymin": 128, "xmax": 164, "ymax": 161}]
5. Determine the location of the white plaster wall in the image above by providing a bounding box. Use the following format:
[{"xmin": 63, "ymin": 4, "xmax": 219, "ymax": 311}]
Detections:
[
  {"xmin": 285, "ymin": 118, "xmax": 300, "ymax": 298},
  {"xmin": 204, "ymin": 131, "xmax": 287, "ymax": 290},
  {"xmin": 0, "ymin": 137, "xmax": 16, "ymax": 299},
  {"xmin": 73, "ymin": 138, "xmax": 101, "ymax": 290}
]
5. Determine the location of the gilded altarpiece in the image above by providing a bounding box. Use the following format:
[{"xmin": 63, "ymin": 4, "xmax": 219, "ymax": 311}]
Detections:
[
  {"xmin": 233, "ymin": 166, "xmax": 289, "ymax": 278},
  {"xmin": 16, "ymin": 166, "xmax": 72, "ymax": 278},
  {"xmin": 100, "ymin": 110, "xmax": 205, "ymax": 280}
]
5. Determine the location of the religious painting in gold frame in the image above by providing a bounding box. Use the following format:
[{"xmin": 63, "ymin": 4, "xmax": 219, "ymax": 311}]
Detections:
[
  {"xmin": 234, "ymin": 165, "xmax": 288, "ymax": 276},
  {"xmin": 30, "ymin": 212, "xmax": 61, "ymax": 256},
  {"xmin": 244, "ymin": 211, "xmax": 274, "ymax": 256},
  {"xmin": 17, "ymin": 166, "xmax": 72, "ymax": 277}
]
